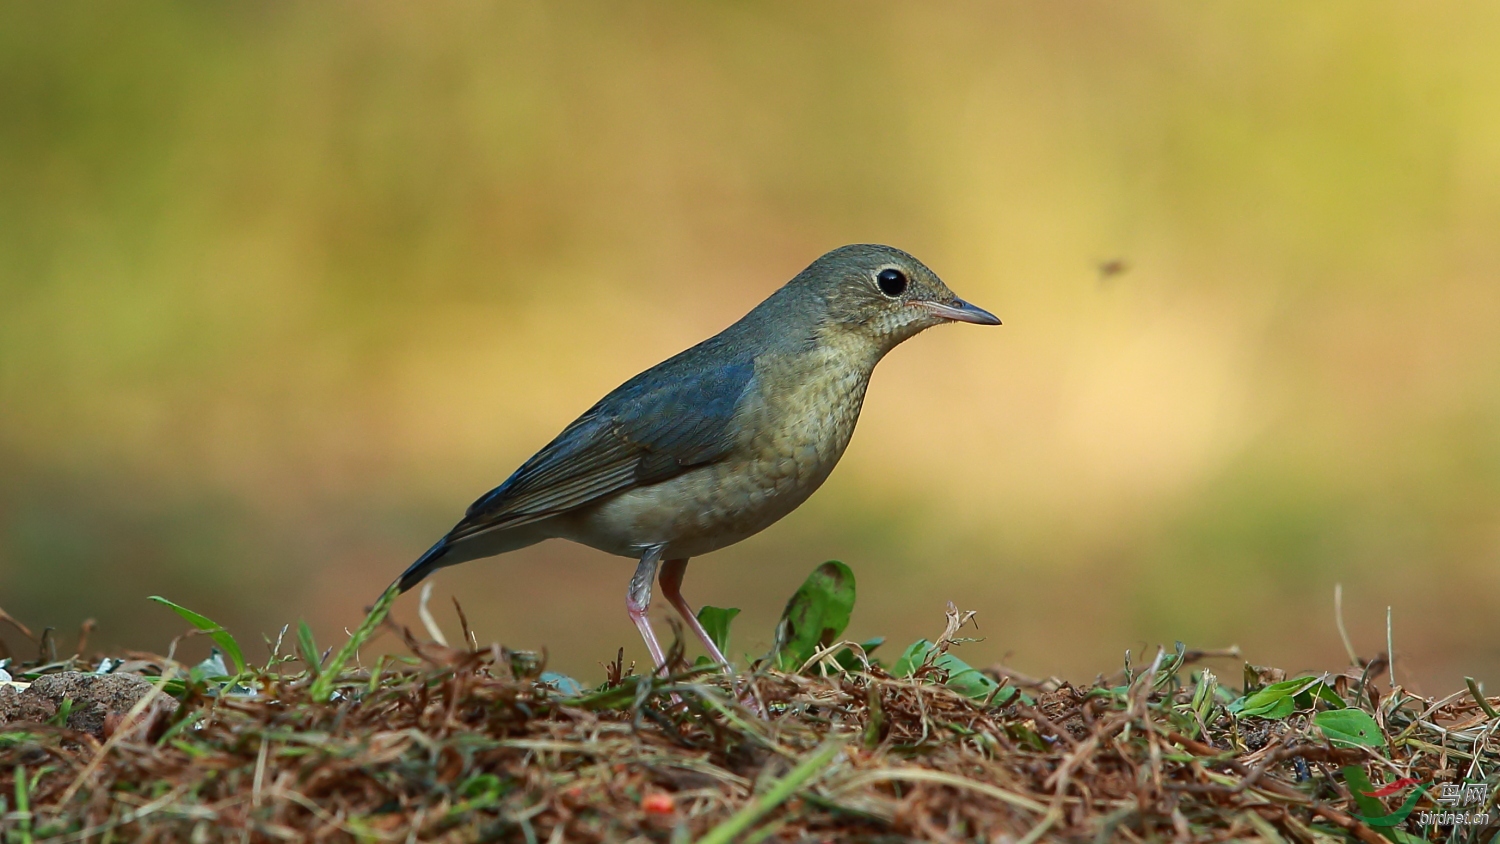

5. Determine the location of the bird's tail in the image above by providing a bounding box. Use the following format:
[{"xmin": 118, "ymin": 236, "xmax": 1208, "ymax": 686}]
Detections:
[
  {"xmin": 394, "ymin": 538, "xmax": 452, "ymax": 593},
  {"xmin": 391, "ymin": 523, "xmax": 550, "ymax": 596}
]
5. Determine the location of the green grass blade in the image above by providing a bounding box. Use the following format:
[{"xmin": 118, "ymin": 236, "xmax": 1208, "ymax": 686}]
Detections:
[
  {"xmin": 309, "ymin": 584, "xmax": 399, "ymax": 703},
  {"xmin": 148, "ymin": 596, "xmax": 246, "ymax": 675},
  {"xmin": 697, "ymin": 738, "xmax": 846, "ymax": 844},
  {"xmin": 297, "ymin": 621, "xmax": 321, "ymax": 679},
  {"xmin": 1465, "ymin": 676, "xmax": 1498, "ymax": 719},
  {"xmin": 14, "ymin": 764, "xmax": 33, "ymax": 844}
]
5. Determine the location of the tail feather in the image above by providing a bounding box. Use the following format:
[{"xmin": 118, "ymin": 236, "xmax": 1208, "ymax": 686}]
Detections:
[
  {"xmin": 395, "ymin": 538, "xmax": 451, "ymax": 593},
  {"xmin": 393, "ymin": 522, "xmax": 551, "ymax": 595}
]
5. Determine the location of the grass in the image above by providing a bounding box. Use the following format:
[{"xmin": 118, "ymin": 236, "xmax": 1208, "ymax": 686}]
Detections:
[{"xmin": 1, "ymin": 567, "xmax": 1497, "ymax": 843}]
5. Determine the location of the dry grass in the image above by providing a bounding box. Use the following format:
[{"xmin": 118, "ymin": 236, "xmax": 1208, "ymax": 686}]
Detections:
[{"xmin": 3, "ymin": 600, "xmax": 1498, "ymax": 844}]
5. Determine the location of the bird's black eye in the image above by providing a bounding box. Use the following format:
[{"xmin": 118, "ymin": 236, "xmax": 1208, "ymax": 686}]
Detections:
[{"xmin": 876, "ymin": 268, "xmax": 908, "ymax": 297}]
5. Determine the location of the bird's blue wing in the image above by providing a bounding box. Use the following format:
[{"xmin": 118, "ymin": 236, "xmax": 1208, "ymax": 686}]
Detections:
[{"xmin": 444, "ymin": 355, "xmax": 758, "ymax": 543}]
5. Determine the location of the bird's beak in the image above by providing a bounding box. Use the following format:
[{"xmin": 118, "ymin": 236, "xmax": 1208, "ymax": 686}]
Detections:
[{"xmin": 915, "ymin": 298, "xmax": 1002, "ymax": 326}]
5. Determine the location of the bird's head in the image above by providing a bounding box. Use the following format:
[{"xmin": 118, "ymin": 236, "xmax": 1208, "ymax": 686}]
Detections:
[{"xmin": 799, "ymin": 244, "xmax": 1000, "ymax": 354}]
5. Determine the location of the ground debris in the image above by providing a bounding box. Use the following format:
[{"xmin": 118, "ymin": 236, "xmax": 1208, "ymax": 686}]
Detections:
[
  {"xmin": 0, "ymin": 641, "xmax": 1496, "ymax": 843},
  {"xmin": 1, "ymin": 672, "xmax": 177, "ymax": 738}
]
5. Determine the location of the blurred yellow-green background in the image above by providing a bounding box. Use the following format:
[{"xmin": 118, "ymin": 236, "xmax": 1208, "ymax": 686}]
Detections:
[{"xmin": 3, "ymin": 3, "xmax": 1498, "ymax": 692}]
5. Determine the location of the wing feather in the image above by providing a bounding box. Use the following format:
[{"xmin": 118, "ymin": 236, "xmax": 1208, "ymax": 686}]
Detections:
[{"xmin": 443, "ymin": 356, "xmax": 757, "ymax": 543}]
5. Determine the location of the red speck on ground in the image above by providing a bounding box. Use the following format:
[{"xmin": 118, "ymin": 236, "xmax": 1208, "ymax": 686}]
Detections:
[{"xmin": 641, "ymin": 793, "xmax": 676, "ymax": 815}]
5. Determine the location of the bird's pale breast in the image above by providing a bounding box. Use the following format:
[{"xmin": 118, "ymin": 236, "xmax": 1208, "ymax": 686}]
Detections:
[{"xmin": 560, "ymin": 340, "xmax": 873, "ymax": 559}]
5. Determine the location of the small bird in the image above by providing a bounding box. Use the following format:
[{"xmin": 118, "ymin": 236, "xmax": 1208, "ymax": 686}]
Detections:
[{"xmin": 394, "ymin": 244, "xmax": 1000, "ymax": 670}]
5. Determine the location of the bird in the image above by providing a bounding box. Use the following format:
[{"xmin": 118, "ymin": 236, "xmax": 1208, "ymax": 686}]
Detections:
[{"xmin": 393, "ymin": 244, "xmax": 1000, "ymax": 671}]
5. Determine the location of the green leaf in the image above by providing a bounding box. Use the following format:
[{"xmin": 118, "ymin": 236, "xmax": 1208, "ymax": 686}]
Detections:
[
  {"xmin": 1229, "ymin": 676, "xmax": 1337, "ymax": 719},
  {"xmin": 891, "ymin": 640, "xmax": 929, "ymax": 677},
  {"xmin": 696, "ymin": 606, "xmax": 740, "ymax": 656},
  {"xmin": 772, "ymin": 561, "xmax": 856, "ymax": 671},
  {"xmin": 891, "ymin": 639, "xmax": 1017, "ymax": 704},
  {"xmin": 1313, "ymin": 683, "xmax": 1346, "ymax": 708},
  {"xmin": 148, "ymin": 596, "xmax": 246, "ymax": 675},
  {"xmin": 1007, "ymin": 721, "xmax": 1048, "ymax": 751},
  {"xmin": 1251, "ymin": 695, "xmax": 1297, "ymax": 719},
  {"xmin": 1342, "ymin": 765, "xmax": 1388, "ymax": 820},
  {"xmin": 1228, "ymin": 677, "xmax": 1304, "ymax": 716},
  {"xmin": 950, "ymin": 667, "xmax": 1015, "ymax": 703},
  {"xmin": 1295, "ymin": 680, "xmax": 1345, "ymax": 711},
  {"xmin": 1365, "ymin": 787, "xmax": 1428, "ymax": 827},
  {"xmin": 1315, "ymin": 709, "xmax": 1385, "ymax": 747},
  {"xmin": 1345, "ymin": 765, "xmax": 1431, "ymax": 834}
]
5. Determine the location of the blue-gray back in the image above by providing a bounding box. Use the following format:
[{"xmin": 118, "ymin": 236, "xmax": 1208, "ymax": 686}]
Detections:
[{"xmin": 441, "ymin": 285, "xmax": 824, "ymax": 543}]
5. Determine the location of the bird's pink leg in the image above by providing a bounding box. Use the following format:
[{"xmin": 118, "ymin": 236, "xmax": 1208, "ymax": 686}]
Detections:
[
  {"xmin": 626, "ymin": 548, "xmax": 667, "ymax": 671},
  {"xmin": 659, "ymin": 558, "xmax": 730, "ymax": 667}
]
